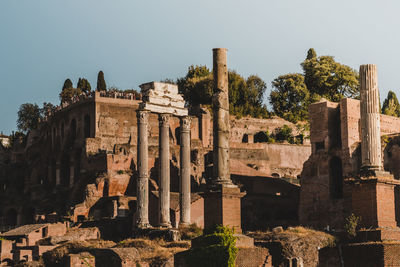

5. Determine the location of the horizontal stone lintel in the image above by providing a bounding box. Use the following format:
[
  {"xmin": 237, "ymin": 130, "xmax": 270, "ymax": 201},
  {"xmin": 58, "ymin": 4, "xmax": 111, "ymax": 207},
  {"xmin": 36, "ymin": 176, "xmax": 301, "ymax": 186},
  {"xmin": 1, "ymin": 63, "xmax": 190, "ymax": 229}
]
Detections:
[{"xmin": 139, "ymin": 103, "xmax": 188, "ymax": 116}]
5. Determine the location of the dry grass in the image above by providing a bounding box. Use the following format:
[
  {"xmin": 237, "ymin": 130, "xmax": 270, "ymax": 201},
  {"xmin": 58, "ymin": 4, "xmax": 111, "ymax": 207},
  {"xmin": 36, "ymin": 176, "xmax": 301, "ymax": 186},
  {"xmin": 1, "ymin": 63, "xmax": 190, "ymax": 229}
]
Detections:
[
  {"xmin": 249, "ymin": 226, "xmax": 336, "ymax": 267},
  {"xmin": 116, "ymin": 237, "xmax": 190, "ymax": 265},
  {"xmin": 43, "ymin": 240, "xmax": 116, "ymax": 266}
]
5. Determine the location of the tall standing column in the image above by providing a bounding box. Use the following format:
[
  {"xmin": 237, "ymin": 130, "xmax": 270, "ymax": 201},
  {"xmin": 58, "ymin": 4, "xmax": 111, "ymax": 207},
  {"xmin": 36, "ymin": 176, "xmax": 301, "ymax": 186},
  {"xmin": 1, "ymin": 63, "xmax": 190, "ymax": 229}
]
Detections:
[
  {"xmin": 135, "ymin": 110, "xmax": 151, "ymax": 228},
  {"xmin": 179, "ymin": 116, "xmax": 191, "ymax": 227},
  {"xmin": 360, "ymin": 64, "xmax": 382, "ymax": 171},
  {"xmin": 159, "ymin": 113, "xmax": 172, "ymax": 227},
  {"xmin": 212, "ymin": 48, "xmax": 232, "ymax": 185}
]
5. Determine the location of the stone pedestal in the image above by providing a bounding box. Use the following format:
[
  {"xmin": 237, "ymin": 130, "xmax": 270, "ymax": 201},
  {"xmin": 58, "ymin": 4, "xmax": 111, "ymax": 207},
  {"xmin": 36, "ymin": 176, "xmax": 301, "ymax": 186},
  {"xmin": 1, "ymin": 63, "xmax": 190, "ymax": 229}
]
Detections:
[
  {"xmin": 159, "ymin": 114, "xmax": 172, "ymax": 228},
  {"xmin": 179, "ymin": 116, "xmax": 191, "ymax": 227},
  {"xmin": 202, "ymin": 185, "xmax": 245, "ymax": 233},
  {"xmin": 347, "ymin": 176, "xmax": 400, "ymax": 230},
  {"xmin": 135, "ymin": 110, "xmax": 151, "ymax": 228}
]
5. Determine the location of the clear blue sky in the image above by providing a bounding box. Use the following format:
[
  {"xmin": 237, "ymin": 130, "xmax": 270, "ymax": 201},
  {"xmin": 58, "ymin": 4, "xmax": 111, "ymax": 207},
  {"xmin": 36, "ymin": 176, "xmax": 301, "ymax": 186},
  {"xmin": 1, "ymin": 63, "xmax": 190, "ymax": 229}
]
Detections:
[{"xmin": 1, "ymin": 0, "xmax": 400, "ymax": 134}]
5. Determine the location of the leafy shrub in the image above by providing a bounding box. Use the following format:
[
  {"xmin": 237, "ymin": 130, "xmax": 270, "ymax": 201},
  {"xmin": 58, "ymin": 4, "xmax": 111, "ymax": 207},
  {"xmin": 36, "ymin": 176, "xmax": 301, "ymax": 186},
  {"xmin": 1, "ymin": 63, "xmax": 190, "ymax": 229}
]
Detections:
[
  {"xmin": 186, "ymin": 225, "xmax": 237, "ymax": 267},
  {"xmin": 344, "ymin": 213, "xmax": 361, "ymax": 239}
]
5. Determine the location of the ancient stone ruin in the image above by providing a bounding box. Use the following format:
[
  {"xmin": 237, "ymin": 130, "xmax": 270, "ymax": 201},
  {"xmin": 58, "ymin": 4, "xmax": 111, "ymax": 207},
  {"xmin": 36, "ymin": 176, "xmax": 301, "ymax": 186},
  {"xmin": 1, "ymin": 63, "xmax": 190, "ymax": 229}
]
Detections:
[{"xmin": 5, "ymin": 49, "xmax": 400, "ymax": 266}]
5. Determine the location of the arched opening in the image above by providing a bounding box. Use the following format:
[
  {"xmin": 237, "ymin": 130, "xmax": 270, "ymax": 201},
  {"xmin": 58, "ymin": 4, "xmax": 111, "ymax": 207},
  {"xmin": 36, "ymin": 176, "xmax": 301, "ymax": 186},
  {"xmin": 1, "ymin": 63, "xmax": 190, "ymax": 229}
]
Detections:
[
  {"xmin": 254, "ymin": 131, "xmax": 268, "ymax": 143},
  {"xmin": 84, "ymin": 115, "xmax": 91, "ymax": 138},
  {"xmin": 5, "ymin": 209, "xmax": 17, "ymax": 226},
  {"xmin": 70, "ymin": 119, "xmax": 77, "ymax": 140},
  {"xmin": 329, "ymin": 157, "xmax": 343, "ymax": 199},
  {"xmin": 61, "ymin": 154, "xmax": 70, "ymax": 187},
  {"xmin": 242, "ymin": 134, "xmax": 249, "ymax": 143}
]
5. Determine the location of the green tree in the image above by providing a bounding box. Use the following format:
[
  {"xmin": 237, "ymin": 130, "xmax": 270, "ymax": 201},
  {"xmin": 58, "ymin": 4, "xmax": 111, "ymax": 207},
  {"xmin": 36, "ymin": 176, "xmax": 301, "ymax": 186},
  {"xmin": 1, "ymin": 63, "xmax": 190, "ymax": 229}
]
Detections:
[
  {"xmin": 177, "ymin": 65, "xmax": 268, "ymax": 118},
  {"xmin": 17, "ymin": 103, "xmax": 41, "ymax": 133},
  {"xmin": 177, "ymin": 65, "xmax": 213, "ymax": 106},
  {"xmin": 382, "ymin": 90, "xmax": 400, "ymax": 117},
  {"xmin": 62, "ymin": 79, "xmax": 73, "ymax": 91},
  {"xmin": 270, "ymin": 73, "xmax": 313, "ymax": 122},
  {"xmin": 40, "ymin": 102, "xmax": 56, "ymax": 118},
  {"xmin": 301, "ymin": 49, "xmax": 359, "ymax": 101},
  {"xmin": 96, "ymin": 71, "xmax": 107, "ymax": 91},
  {"xmin": 59, "ymin": 88, "xmax": 82, "ymax": 103},
  {"xmin": 77, "ymin": 78, "xmax": 91, "ymax": 93}
]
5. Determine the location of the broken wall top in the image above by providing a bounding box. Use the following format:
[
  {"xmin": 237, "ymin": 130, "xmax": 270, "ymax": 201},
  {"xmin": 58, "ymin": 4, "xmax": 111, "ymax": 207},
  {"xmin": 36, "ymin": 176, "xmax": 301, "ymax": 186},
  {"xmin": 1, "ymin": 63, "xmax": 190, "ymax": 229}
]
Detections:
[{"xmin": 139, "ymin": 82, "xmax": 188, "ymax": 116}]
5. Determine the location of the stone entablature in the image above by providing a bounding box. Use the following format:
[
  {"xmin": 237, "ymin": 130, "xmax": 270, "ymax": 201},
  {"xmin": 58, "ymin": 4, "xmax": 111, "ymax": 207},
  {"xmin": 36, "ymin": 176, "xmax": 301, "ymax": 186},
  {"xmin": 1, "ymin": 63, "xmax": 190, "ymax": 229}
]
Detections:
[{"xmin": 139, "ymin": 82, "xmax": 188, "ymax": 116}]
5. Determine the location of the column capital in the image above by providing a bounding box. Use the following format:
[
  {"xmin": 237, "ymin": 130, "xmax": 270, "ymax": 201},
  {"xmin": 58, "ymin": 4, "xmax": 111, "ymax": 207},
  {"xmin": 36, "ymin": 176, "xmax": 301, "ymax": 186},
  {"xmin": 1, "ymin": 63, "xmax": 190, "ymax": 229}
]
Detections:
[
  {"xmin": 158, "ymin": 113, "xmax": 171, "ymax": 125},
  {"xmin": 180, "ymin": 116, "xmax": 191, "ymax": 132},
  {"xmin": 137, "ymin": 110, "xmax": 149, "ymax": 123}
]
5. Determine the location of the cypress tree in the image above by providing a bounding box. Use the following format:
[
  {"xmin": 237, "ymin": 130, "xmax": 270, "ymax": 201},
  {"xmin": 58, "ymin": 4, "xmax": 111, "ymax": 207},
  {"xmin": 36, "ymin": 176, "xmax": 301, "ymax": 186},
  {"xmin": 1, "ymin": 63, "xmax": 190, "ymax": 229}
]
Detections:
[
  {"xmin": 382, "ymin": 91, "xmax": 400, "ymax": 117},
  {"xmin": 77, "ymin": 77, "xmax": 92, "ymax": 93},
  {"xmin": 62, "ymin": 79, "xmax": 73, "ymax": 91},
  {"xmin": 97, "ymin": 71, "xmax": 107, "ymax": 91}
]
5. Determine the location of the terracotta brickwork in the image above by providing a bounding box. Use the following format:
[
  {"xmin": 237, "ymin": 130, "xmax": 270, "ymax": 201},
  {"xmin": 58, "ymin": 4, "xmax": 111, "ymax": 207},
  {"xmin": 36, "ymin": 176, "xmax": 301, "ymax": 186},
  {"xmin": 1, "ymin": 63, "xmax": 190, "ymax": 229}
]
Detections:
[{"xmin": 300, "ymin": 98, "xmax": 400, "ymax": 230}]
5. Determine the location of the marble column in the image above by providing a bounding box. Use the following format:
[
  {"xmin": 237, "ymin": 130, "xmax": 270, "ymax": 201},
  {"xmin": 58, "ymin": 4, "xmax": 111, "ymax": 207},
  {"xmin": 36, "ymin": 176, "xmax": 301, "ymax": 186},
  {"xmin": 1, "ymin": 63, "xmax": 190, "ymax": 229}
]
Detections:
[
  {"xmin": 212, "ymin": 48, "xmax": 232, "ymax": 185},
  {"xmin": 135, "ymin": 110, "xmax": 151, "ymax": 228},
  {"xmin": 159, "ymin": 113, "xmax": 172, "ymax": 227},
  {"xmin": 179, "ymin": 116, "xmax": 191, "ymax": 227},
  {"xmin": 359, "ymin": 64, "xmax": 382, "ymax": 171}
]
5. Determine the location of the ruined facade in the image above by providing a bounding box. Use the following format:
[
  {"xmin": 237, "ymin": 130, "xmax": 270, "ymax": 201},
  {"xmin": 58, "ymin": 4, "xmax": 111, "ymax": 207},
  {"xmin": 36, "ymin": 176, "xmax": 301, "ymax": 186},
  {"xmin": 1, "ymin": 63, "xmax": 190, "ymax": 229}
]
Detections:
[
  {"xmin": 0, "ymin": 88, "xmax": 310, "ymax": 233},
  {"xmin": 299, "ymin": 66, "xmax": 400, "ymax": 230}
]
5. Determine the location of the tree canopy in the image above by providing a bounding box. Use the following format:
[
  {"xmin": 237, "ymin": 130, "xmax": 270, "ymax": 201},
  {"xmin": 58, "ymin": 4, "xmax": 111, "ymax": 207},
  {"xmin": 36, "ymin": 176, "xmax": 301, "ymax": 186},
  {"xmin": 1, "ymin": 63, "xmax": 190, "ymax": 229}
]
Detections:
[
  {"xmin": 270, "ymin": 48, "xmax": 359, "ymax": 122},
  {"xmin": 77, "ymin": 78, "xmax": 91, "ymax": 93},
  {"xmin": 17, "ymin": 102, "xmax": 57, "ymax": 133},
  {"xmin": 382, "ymin": 91, "xmax": 400, "ymax": 117},
  {"xmin": 17, "ymin": 103, "xmax": 41, "ymax": 133},
  {"xmin": 177, "ymin": 65, "xmax": 269, "ymax": 118},
  {"xmin": 62, "ymin": 79, "xmax": 73, "ymax": 91},
  {"xmin": 97, "ymin": 71, "xmax": 107, "ymax": 91}
]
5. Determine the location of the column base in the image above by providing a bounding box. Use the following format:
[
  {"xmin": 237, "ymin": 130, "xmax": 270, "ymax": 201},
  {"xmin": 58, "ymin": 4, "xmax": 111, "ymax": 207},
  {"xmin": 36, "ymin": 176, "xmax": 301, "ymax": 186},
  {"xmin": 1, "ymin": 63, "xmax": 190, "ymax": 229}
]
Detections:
[
  {"xmin": 158, "ymin": 222, "xmax": 172, "ymax": 229},
  {"xmin": 201, "ymin": 184, "xmax": 246, "ymax": 233},
  {"xmin": 135, "ymin": 222, "xmax": 152, "ymax": 229},
  {"xmin": 178, "ymin": 222, "xmax": 191, "ymax": 228}
]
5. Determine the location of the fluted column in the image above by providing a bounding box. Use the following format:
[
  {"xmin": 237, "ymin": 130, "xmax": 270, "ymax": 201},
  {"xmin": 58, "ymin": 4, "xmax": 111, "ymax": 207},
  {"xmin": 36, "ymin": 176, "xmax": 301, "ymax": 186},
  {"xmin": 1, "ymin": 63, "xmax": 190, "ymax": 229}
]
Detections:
[
  {"xmin": 135, "ymin": 110, "xmax": 151, "ymax": 228},
  {"xmin": 159, "ymin": 113, "xmax": 172, "ymax": 227},
  {"xmin": 360, "ymin": 64, "xmax": 382, "ymax": 171},
  {"xmin": 179, "ymin": 116, "xmax": 191, "ymax": 227},
  {"xmin": 212, "ymin": 48, "xmax": 232, "ymax": 185}
]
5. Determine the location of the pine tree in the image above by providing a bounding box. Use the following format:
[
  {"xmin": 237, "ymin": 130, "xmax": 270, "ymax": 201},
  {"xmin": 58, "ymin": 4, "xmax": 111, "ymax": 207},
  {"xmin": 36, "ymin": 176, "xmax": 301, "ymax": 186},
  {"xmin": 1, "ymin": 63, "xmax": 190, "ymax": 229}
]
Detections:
[
  {"xmin": 382, "ymin": 91, "xmax": 400, "ymax": 117},
  {"xmin": 97, "ymin": 71, "xmax": 107, "ymax": 91}
]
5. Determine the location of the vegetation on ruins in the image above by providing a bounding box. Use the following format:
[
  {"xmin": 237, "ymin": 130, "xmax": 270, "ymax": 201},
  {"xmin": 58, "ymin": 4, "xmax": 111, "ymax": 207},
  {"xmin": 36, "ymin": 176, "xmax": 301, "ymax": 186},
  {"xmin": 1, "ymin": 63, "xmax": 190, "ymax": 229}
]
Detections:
[
  {"xmin": 248, "ymin": 226, "xmax": 336, "ymax": 266},
  {"xmin": 77, "ymin": 77, "xmax": 92, "ymax": 93},
  {"xmin": 59, "ymin": 86, "xmax": 82, "ymax": 103},
  {"xmin": 270, "ymin": 48, "xmax": 359, "ymax": 122},
  {"xmin": 17, "ymin": 103, "xmax": 41, "ymax": 133},
  {"xmin": 176, "ymin": 65, "xmax": 269, "ymax": 118},
  {"xmin": 97, "ymin": 70, "xmax": 107, "ymax": 91},
  {"xmin": 62, "ymin": 78, "xmax": 73, "ymax": 91},
  {"xmin": 186, "ymin": 225, "xmax": 238, "ymax": 267},
  {"xmin": 344, "ymin": 213, "xmax": 361, "ymax": 239},
  {"xmin": 382, "ymin": 90, "xmax": 400, "ymax": 117}
]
